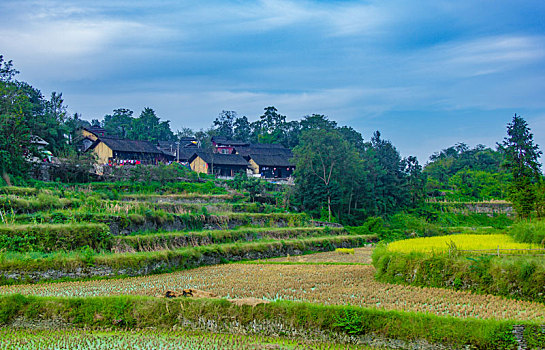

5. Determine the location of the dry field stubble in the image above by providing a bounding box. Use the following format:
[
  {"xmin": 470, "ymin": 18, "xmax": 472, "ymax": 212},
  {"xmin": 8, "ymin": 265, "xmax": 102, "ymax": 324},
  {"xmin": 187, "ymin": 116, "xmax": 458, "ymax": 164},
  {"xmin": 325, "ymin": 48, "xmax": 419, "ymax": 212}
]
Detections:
[
  {"xmin": 266, "ymin": 247, "xmax": 373, "ymax": 264},
  {"xmin": 2, "ymin": 264, "xmax": 543, "ymax": 322}
]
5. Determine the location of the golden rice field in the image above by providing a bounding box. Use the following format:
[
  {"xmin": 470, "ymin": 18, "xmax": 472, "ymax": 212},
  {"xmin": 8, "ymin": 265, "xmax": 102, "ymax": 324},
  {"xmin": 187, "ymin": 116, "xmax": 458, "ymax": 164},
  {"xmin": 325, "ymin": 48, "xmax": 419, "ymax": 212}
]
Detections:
[
  {"xmin": 387, "ymin": 234, "xmax": 539, "ymax": 254},
  {"xmin": 0, "ymin": 329, "xmax": 371, "ymax": 350},
  {"xmin": 266, "ymin": 247, "xmax": 373, "ymax": 264},
  {"xmin": 2, "ymin": 264, "xmax": 543, "ymax": 322}
]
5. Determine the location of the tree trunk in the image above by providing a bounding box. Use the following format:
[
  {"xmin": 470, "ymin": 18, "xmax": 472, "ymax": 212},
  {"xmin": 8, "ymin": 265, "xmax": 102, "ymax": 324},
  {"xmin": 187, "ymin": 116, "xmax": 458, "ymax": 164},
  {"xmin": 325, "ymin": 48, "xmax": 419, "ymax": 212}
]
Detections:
[{"xmin": 327, "ymin": 195, "xmax": 331, "ymax": 222}]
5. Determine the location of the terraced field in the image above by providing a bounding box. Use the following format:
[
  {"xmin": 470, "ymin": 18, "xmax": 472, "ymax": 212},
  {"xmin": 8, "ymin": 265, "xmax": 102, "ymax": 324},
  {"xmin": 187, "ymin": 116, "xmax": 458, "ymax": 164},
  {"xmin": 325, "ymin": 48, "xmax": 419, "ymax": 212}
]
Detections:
[
  {"xmin": 0, "ymin": 329, "xmax": 371, "ymax": 350},
  {"xmin": 2, "ymin": 263, "xmax": 543, "ymax": 322},
  {"xmin": 266, "ymin": 247, "xmax": 373, "ymax": 264},
  {"xmin": 1, "ymin": 182, "xmax": 544, "ymax": 349}
]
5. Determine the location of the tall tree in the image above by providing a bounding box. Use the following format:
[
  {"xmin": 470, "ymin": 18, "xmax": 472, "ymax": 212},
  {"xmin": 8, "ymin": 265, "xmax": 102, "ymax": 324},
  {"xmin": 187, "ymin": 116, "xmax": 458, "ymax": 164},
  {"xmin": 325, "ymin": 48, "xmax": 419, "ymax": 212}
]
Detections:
[
  {"xmin": 293, "ymin": 129, "xmax": 362, "ymax": 222},
  {"xmin": 102, "ymin": 108, "xmax": 133, "ymax": 138},
  {"xmin": 370, "ymin": 131, "xmax": 411, "ymax": 215},
  {"xmin": 499, "ymin": 114, "xmax": 542, "ymax": 217},
  {"xmin": 233, "ymin": 116, "xmax": 251, "ymax": 141},
  {"xmin": 128, "ymin": 107, "xmax": 174, "ymax": 142},
  {"xmin": 213, "ymin": 110, "xmax": 236, "ymax": 139}
]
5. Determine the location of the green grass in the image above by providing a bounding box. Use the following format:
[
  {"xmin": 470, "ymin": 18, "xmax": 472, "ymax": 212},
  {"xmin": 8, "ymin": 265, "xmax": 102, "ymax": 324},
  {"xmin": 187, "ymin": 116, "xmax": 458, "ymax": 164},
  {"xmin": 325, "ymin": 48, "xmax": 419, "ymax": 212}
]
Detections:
[
  {"xmin": 509, "ymin": 219, "xmax": 545, "ymax": 245},
  {"xmin": 113, "ymin": 227, "xmax": 352, "ymax": 252},
  {"xmin": 0, "ymin": 235, "xmax": 375, "ymax": 283},
  {"xmin": 373, "ymin": 244, "xmax": 545, "ymax": 303},
  {"xmin": 0, "ymin": 328, "xmax": 370, "ymax": 350},
  {"xmin": 0, "ymin": 294, "xmax": 530, "ymax": 349}
]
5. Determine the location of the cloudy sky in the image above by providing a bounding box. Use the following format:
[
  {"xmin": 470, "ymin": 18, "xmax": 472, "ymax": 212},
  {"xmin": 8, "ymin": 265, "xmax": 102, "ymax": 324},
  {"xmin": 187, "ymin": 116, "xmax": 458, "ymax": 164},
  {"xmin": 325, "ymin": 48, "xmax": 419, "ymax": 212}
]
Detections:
[{"xmin": 1, "ymin": 0, "xmax": 544, "ymax": 162}]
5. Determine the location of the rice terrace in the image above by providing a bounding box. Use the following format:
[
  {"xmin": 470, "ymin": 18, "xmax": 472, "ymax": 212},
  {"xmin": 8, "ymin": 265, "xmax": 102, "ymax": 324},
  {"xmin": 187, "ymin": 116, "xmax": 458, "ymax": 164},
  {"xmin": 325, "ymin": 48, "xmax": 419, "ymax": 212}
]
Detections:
[{"xmin": 2, "ymin": 1, "xmax": 545, "ymax": 349}]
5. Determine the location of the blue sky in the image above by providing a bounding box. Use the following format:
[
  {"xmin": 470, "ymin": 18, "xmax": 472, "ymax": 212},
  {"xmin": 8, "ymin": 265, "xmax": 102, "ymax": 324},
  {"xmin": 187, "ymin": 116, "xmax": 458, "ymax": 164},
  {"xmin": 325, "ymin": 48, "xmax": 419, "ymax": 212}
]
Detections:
[{"xmin": 1, "ymin": 0, "xmax": 544, "ymax": 162}]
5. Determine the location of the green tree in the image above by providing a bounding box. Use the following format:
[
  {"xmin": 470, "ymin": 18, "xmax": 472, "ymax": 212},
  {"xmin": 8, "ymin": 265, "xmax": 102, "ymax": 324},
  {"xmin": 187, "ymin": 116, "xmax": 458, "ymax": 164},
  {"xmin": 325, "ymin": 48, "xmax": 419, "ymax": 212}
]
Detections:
[
  {"xmin": 128, "ymin": 107, "xmax": 174, "ymax": 142},
  {"xmin": 233, "ymin": 115, "xmax": 251, "ymax": 141},
  {"xmin": 500, "ymin": 114, "xmax": 542, "ymax": 218},
  {"xmin": 103, "ymin": 108, "xmax": 134, "ymax": 138},
  {"xmin": 0, "ymin": 56, "xmax": 30, "ymax": 179},
  {"xmin": 213, "ymin": 110, "xmax": 236, "ymax": 139},
  {"xmin": 293, "ymin": 129, "xmax": 362, "ymax": 222}
]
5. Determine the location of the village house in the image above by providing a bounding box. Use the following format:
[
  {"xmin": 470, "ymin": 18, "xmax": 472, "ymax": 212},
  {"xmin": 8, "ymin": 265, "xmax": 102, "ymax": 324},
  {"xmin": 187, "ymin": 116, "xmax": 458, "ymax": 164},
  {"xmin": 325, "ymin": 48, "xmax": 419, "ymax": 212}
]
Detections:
[
  {"xmin": 209, "ymin": 137, "xmax": 295, "ymax": 178},
  {"xmin": 247, "ymin": 154, "xmax": 295, "ymax": 178},
  {"xmin": 157, "ymin": 137, "xmax": 199, "ymax": 163},
  {"xmin": 79, "ymin": 126, "xmax": 107, "ymax": 152},
  {"xmin": 88, "ymin": 137, "xmax": 173, "ymax": 165},
  {"xmin": 211, "ymin": 136, "xmax": 249, "ymax": 154},
  {"xmin": 189, "ymin": 152, "xmax": 248, "ymax": 177},
  {"xmin": 235, "ymin": 143, "xmax": 295, "ymax": 178}
]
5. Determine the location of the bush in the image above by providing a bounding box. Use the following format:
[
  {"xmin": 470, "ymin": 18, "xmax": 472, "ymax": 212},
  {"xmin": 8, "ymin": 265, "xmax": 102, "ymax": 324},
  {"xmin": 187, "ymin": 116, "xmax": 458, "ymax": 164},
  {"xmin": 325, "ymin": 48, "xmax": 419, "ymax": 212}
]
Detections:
[
  {"xmin": 0, "ymin": 223, "xmax": 111, "ymax": 252},
  {"xmin": 509, "ymin": 220, "xmax": 545, "ymax": 245},
  {"xmin": 372, "ymin": 247, "xmax": 545, "ymax": 303}
]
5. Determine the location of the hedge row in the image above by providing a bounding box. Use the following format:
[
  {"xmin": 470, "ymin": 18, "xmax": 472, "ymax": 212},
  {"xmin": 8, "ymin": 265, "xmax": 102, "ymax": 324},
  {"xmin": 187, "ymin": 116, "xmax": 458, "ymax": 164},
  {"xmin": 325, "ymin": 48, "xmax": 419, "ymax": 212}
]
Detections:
[
  {"xmin": 113, "ymin": 227, "xmax": 357, "ymax": 252},
  {"xmin": 0, "ymin": 194, "xmax": 78, "ymax": 214},
  {"xmin": 0, "ymin": 223, "xmax": 111, "ymax": 252},
  {"xmin": 0, "ymin": 235, "xmax": 374, "ymax": 283},
  {"xmin": 372, "ymin": 245, "xmax": 545, "ymax": 303},
  {"xmin": 14, "ymin": 212, "xmax": 311, "ymax": 232},
  {"xmin": 0, "ymin": 294, "xmax": 535, "ymax": 349}
]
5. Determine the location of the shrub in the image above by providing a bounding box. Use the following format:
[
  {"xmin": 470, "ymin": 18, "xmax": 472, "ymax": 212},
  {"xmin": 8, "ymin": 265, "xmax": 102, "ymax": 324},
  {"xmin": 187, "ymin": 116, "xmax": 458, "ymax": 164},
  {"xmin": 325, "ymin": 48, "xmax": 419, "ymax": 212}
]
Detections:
[
  {"xmin": 509, "ymin": 220, "xmax": 545, "ymax": 245},
  {"xmin": 0, "ymin": 223, "xmax": 111, "ymax": 252},
  {"xmin": 372, "ymin": 247, "xmax": 545, "ymax": 303}
]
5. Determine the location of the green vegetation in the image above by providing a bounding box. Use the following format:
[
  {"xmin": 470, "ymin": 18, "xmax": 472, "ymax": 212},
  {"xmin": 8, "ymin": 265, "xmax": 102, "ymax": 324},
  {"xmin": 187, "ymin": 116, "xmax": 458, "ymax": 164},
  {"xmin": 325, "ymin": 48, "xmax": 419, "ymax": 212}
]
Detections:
[
  {"xmin": 510, "ymin": 220, "xmax": 545, "ymax": 245},
  {"xmin": 293, "ymin": 128, "xmax": 426, "ymax": 225},
  {"xmin": 424, "ymin": 143, "xmax": 509, "ymax": 201},
  {"xmin": 0, "ymin": 223, "xmax": 110, "ymax": 252},
  {"xmin": 0, "ymin": 329, "xmax": 366, "ymax": 350},
  {"xmin": 114, "ymin": 227, "xmax": 353, "ymax": 252},
  {"xmin": 372, "ymin": 244, "xmax": 545, "ymax": 303},
  {"xmin": 0, "ymin": 235, "xmax": 374, "ymax": 283},
  {"xmin": 0, "ymin": 294, "xmax": 534, "ymax": 349},
  {"xmin": 499, "ymin": 114, "xmax": 543, "ymax": 218}
]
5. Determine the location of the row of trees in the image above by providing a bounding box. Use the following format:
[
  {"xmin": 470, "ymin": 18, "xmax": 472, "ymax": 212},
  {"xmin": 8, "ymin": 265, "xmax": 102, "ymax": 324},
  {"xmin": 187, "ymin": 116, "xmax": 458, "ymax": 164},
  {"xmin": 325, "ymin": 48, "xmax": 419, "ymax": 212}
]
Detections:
[
  {"xmin": 99, "ymin": 108, "xmax": 175, "ymax": 142},
  {"xmin": 211, "ymin": 107, "xmax": 365, "ymax": 149},
  {"xmin": 0, "ymin": 55, "xmax": 90, "ymax": 179},
  {"xmin": 293, "ymin": 126, "xmax": 426, "ymax": 224},
  {"xmin": 424, "ymin": 143, "xmax": 511, "ymax": 200}
]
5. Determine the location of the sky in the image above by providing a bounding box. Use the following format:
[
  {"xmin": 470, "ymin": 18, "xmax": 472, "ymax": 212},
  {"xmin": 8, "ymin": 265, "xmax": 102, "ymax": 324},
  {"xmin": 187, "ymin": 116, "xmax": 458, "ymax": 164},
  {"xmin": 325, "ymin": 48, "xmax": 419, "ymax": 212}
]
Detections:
[{"xmin": 1, "ymin": 0, "xmax": 544, "ymax": 163}]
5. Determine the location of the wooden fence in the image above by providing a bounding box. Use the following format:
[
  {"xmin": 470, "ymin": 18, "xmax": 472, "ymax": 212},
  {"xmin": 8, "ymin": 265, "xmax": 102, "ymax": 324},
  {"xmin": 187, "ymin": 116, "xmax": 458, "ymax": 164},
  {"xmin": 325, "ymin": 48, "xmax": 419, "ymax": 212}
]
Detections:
[{"xmin": 457, "ymin": 247, "xmax": 545, "ymax": 256}]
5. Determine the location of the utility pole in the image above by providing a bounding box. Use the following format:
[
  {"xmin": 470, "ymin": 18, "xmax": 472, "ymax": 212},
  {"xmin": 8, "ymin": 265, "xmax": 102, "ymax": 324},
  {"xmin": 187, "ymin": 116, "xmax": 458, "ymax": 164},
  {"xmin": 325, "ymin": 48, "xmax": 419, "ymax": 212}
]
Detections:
[{"xmin": 176, "ymin": 141, "xmax": 180, "ymax": 162}]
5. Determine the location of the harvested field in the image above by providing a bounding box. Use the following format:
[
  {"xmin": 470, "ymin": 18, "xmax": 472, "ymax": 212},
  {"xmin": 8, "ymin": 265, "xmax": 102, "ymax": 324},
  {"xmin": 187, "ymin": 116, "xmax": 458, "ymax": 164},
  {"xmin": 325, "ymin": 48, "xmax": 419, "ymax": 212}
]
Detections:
[
  {"xmin": 2, "ymin": 264, "xmax": 543, "ymax": 322},
  {"xmin": 266, "ymin": 247, "xmax": 373, "ymax": 264}
]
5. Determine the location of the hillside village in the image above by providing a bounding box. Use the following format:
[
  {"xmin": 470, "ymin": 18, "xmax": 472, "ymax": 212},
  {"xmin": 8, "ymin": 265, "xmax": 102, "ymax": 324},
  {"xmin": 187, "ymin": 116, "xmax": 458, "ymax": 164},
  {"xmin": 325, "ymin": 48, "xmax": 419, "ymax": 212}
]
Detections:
[
  {"xmin": 79, "ymin": 126, "xmax": 295, "ymax": 179},
  {"xmin": 1, "ymin": 0, "xmax": 545, "ymax": 346}
]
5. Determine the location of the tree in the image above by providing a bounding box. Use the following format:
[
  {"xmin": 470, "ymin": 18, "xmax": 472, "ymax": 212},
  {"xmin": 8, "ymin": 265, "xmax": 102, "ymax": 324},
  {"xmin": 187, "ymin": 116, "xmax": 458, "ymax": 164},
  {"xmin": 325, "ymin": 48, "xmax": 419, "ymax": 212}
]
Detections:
[
  {"xmin": 0, "ymin": 55, "xmax": 19, "ymax": 82},
  {"xmin": 300, "ymin": 114, "xmax": 337, "ymax": 131},
  {"xmin": 103, "ymin": 108, "xmax": 133, "ymax": 138},
  {"xmin": 0, "ymin": 56, "xmax": 30, "ymax": 178},
  {"xmin": 293, "ymin": 129, "xmax": 362, "ymax": 222},
  {"xmin": 251, "ymin": 106, "xmax": 288, "ymax": 144},
  {"xmin": 370, "ymin": 131, "xmax": 411, "ymax": 214},
  {"xmin": 233, "ymin": 116, "xmax": 251, "ymax": 141},
  {"xmin": 128, "ymin": 107, "xmax": 175, "ymax": 142},
  {"xmin": 403, "ymin": 156, "xmax": 427, "ymax": 207},
  {"xmin": 213, "ymin": 110, "xmax": 236, "ymax": 139},
  {"xmin": 499, "ymin": 114, "xmax": 542, "ymax": 218}
]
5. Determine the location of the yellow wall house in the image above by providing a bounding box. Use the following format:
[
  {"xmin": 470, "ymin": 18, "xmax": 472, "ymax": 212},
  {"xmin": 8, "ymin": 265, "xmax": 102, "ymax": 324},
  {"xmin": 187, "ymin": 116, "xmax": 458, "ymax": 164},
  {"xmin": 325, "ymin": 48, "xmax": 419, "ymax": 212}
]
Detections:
[
  {"xmin": 81, "ymin": 126, "xmax": 106, "ymax": 141},
  {"xmin": 189, "ymin": 152, "xmax": 248, "ymax": 176},
  {"xmin": 88, "ymin": 137, "xmax": 168, "ymax": 165}
]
